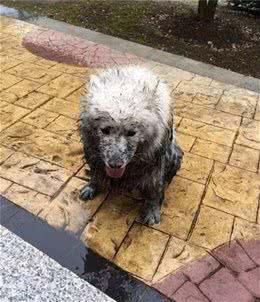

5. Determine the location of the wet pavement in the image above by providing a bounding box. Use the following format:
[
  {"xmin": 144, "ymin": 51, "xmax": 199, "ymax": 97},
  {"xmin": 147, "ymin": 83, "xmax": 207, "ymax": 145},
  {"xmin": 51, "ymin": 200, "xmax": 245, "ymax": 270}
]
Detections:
[
  {"xmin": 1, "ymin": 195, "xmax": 168, "ymax": 302},
  {"xmin": 0, "ymin": 14, "xmax": 260, "ymax": 302}
]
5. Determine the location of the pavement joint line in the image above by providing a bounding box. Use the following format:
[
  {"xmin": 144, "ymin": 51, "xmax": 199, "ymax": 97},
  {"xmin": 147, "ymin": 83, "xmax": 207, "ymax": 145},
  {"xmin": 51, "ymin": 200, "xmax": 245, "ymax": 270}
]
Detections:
[
  {"xmin": 79, "ymin": 190, "xmax": 110, "ymax": 238},
  {"xmin": 0, "ymin": 141, "xmax": 74, "ymax": 175},
  {"xmin": 177, "ymin": 116, "xmax": 238, "ymax": 132},
  {"xmin": 256, "ymin": 195, "xmax": 260, "ymax": 225},
  {"xmin": 186, "ymin": 161, "xmax": 214, "ymax": 241},
  {"xmin": 174, "ymin": 96, "xmax": 246, "ymax": 122},
  {"xmin": 236, "ymin": 239, "xmax": 258, "ymax": 267},
  {"xmin": 228, "ymin": 216, "xmax": 236, "ymax": 245},
  {"xmin": 0, "ymin": 4, "xmax": 259, "ymax": 93},
  {"xmin": 151, "ymin": 235, "xmax": 172, "ymax": 280},
  {"xmin": 112, "ymin": 215, "xmax": 136, "ymax": 261}
]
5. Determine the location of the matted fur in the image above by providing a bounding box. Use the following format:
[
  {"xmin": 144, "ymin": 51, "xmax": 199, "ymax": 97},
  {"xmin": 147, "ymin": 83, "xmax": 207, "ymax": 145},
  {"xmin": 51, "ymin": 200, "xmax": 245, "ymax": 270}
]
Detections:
[{"xmin": 80, "ymin": 65, "xmax": 183, "ymax": 225}]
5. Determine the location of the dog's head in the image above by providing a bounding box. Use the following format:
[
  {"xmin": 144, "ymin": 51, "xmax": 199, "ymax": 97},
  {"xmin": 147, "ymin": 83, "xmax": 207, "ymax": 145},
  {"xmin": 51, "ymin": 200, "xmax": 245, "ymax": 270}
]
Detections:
[
  {"xmin": 92, "ymin": 114, "xmax": 145, "ymax": 178},
  {"xmin": 80, "ymin": 66, "xmax": 172, "ymax": 179}
]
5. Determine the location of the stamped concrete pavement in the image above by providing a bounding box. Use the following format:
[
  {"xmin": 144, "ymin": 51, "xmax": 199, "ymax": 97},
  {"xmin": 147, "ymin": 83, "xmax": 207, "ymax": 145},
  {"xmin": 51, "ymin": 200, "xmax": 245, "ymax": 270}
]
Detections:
[{"xmin": 0, "ymin": 15, "xmax": 260, "ymax": 301}]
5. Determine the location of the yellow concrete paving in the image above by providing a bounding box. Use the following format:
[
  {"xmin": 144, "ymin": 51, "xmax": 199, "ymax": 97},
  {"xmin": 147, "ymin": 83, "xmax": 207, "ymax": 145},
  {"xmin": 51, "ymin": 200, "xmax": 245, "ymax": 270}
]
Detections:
[
  {"xmin": 4, "ymin": 183, "xmax": 51, "ymax": 215},
  {"xmin": 0, "ymin": 151, "xmax": 72, "ymax": 196},
  {"xmin": 0, "ymin": 90, "xmax": 19, "ymax": 104},
  {"xmin": 0, "ymin": 16, "xmax": 260, "ymax": 283},
  {"xmin": 0, "ymin": 122, "xmax": 84, "ymax": 171},
  {"xmin": 22, "ymin": 108, "xmax": 59, "ymax": 128},
  {"xmin": 39, "ymin": 177, "xmax": 106, "ymax": 233},
  {"xmin": 254, "ymin": 100, "xmax": 260, "ymax": 121},
  {"xmin": 217, "ymin": 94, "xmax": 257, "ymax": 118},
  {"xmin": 152, "ymin": 176, "xmax": 204, "ymax": 240},
  {"xmin": 191, "ymin": 139, "xmax": 231, "ymax": 163},
  {"xmin": 14, "ymin": 91, "xmax": 52, "ymax": 109},
  {"xmin": 175, "ymin": 132, "xmax": 196, "ymax": 152},
  {"xmin": 190, "ymin": 205, "xmax": 234, "ymax": 249},
  {"xmin": 114, "ymin": 223, "xmax": 169, "ymax": 281},
  {"xmin": 0, "ymin": 177, "xmax": 12, "ymax": 193},
  {"xmin": 177, "ymin": 152, "xmax": 213, "ymax": 184},
  {"xmin": 193, "ymin": 93, "xmax": 220, "ymax": 108},
  {"xmin": 153, "ymin": 237, "xmax": 206, "ymax": 282},
  {"xmin": 6, "ymin": 62, "xmax": 62, "ymax": 84},
  {"xmin": 229, "ymin": 144, "xmax": 259, "ymax": 172},
  {"xmin": 236, "ymin": 118, "xmax": 260, "ymax": 150},
  {"xmin": 41, "ymin": 97, "xmax": 80, "ymax": 119},
  {"xmin": 178, "ymin": 118, "xmax": 236, "ymax": 147},
  {"xmin": 4, "ymin": 79, "xmax": 41, "ymax": 98},
  {"xmin": 0, "ymin": 101, "xmax": 29, "ymax": 131},
  {"xmin": 82, "ymin": 194, "xmax": 141, "ymax": 260},
  {"xmin": 203, "ymin": 163, "xmax": 260, "ymax": 222},
  {"xmin": 0, "ymin": 72, "xmax": 22, "ymax": 91}
]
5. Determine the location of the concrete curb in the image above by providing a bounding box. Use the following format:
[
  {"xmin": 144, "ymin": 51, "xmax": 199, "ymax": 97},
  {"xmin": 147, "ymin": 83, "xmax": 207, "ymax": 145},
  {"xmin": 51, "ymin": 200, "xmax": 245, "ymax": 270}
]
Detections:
[
  {"xmin": 1, "ymin": 4, "xmax": 259, "ymax": 93},
  {"xmin": 0, "ymin": 225, "xmax": 115, "ymax": 302}
]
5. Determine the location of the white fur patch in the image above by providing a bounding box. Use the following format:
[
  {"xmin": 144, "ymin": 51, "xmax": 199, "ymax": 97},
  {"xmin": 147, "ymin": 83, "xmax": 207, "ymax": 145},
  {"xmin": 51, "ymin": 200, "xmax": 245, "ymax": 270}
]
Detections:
[{"xmin": 81, "ymin": 65, "xmax": 174, "ymax": 148}]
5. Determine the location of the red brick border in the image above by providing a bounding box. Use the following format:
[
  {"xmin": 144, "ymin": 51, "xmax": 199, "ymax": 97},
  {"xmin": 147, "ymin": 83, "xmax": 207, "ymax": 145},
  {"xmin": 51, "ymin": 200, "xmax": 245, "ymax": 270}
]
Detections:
[
  {"xmin": 22, "ymin": 28, "xmax": 144, "ymax": 68},
  {"xmin": 153, "ymin": 239, "xmax": 260, "ymax": 301}
]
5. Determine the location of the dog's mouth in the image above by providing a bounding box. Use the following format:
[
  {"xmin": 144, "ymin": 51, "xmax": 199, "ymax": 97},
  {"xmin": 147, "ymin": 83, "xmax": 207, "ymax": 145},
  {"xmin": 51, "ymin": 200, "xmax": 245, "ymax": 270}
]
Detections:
[{"xmin": 105, "ymin": 166, "xmax": 126, "ymax": 178}]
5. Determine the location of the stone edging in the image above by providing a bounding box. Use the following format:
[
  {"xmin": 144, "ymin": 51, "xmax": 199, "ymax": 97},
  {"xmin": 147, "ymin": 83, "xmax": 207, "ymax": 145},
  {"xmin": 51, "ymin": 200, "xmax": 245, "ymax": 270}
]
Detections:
[{"xmin": 0, "ymin": 225, "xmax": 114, "ymax": 302}]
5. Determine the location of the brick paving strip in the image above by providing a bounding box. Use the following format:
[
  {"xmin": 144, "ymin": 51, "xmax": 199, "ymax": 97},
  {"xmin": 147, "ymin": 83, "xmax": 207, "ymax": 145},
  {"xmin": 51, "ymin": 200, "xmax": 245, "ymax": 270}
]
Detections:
[
  {"xmin": 153, "ymin": 239, "xmax": 260, "ymax": 301},
  {"xmin": 23, "ymin": 28, "xmax": 144, "ymax": 68},
  {"xmin": 0, "ymin": 14, "xmax": 260, "ymax": 302}
]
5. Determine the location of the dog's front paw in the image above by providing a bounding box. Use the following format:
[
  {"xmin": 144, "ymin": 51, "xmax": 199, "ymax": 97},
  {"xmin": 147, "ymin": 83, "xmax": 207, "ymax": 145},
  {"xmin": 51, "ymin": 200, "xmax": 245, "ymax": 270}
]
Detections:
[
  {"xmin": 140, "ymin": 202, "xmax": 161, "ymax": 225},
  {"xmin": 79, "ymin": 185, "xmax": 96, "ymax": 201}
]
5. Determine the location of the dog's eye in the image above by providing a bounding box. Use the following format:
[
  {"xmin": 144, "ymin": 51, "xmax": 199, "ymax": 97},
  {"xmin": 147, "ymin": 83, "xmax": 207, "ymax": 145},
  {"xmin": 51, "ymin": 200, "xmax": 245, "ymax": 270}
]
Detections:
[
  {"xmin": 127, "ymin": 130, "xmax": 136, "ymax": 137},
  {"xmin": 101, "ymin": 127, "xmax": 110, "ymax": 135}
]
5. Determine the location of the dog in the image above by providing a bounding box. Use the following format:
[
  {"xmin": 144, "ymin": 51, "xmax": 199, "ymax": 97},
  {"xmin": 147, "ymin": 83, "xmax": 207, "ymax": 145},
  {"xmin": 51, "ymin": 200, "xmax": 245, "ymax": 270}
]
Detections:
[{"xmin": 79, "ymin": 65, "xmax": 183, "ymax": 225}]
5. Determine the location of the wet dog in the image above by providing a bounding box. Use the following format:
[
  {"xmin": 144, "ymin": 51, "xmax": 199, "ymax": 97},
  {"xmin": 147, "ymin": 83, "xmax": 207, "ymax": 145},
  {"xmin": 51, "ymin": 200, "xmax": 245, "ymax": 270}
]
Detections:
[{"xmin": 79, "ymin": 66, "xmax": 183, "ymax": 225}]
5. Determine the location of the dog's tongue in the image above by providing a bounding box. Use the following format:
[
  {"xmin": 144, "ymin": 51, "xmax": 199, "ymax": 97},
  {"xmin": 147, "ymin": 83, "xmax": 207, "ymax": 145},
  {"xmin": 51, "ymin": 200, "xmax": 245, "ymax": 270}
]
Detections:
[{"xmin": 106, "ymin": 166, "xmax": 126, "ymax": 178}]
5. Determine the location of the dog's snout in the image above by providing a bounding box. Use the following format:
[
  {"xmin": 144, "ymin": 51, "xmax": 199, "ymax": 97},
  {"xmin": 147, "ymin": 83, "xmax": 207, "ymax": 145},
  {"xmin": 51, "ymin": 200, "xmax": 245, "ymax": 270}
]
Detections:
[{"xmin": 108, "ymin": 161, "xmax": 124, "ymax": 169}]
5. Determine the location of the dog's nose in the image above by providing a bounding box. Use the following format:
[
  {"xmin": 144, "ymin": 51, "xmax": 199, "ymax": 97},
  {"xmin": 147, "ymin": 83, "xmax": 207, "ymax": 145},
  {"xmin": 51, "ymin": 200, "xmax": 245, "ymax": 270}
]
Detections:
[{"xmin": 108, "ymin": 162, "xmax": 124, "ymax": 169}]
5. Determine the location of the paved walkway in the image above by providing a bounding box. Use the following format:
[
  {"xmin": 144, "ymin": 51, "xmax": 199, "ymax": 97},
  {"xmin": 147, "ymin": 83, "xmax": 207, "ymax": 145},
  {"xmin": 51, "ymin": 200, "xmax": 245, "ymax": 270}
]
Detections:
[{"xmin": 0, "ymin": 15, "xmax": 260, "ymax": 301}]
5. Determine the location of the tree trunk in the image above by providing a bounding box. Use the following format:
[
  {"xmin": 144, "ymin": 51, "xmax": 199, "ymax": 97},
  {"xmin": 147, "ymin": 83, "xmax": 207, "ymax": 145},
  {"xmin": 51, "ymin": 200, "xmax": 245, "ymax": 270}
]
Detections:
[{"xmin": 198, "ymin": 0, "xmax": 218, "ymax": 22}]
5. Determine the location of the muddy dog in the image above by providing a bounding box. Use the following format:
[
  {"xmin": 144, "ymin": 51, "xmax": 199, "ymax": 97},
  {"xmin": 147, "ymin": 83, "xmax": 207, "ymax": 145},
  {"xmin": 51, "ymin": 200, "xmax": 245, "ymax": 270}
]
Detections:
[{"xmin": 79, "ymin": 66, "xmax": 183, "ymax": 225}]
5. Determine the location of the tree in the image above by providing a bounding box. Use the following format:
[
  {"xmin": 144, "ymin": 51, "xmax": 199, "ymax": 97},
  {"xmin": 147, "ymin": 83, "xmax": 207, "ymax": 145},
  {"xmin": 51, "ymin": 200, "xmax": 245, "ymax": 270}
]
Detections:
[{"xmin": 198, "ymin": 0, "xmax": 219, "ymax": 22}]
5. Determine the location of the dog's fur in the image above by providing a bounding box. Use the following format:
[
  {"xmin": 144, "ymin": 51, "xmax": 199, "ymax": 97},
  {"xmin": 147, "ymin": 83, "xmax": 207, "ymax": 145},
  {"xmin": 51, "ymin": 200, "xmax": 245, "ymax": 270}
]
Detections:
[{"xmin": 79, "ymin": 65, "xmax": 183, "ymax": 225}]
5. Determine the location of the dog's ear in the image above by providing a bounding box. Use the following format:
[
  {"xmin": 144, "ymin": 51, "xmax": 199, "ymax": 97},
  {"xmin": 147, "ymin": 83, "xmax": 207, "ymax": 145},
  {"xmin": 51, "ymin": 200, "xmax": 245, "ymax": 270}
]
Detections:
[
  {"xmin": 80, "ymin": 110, "xmax": 93, "ymax": 133},
  {"xmin": 165, "ymin": 109, "xmax": 174, "ymax": 141},
  {"xmin": 152, "ymin": 79, "xmax": 160, "ymax": 96},
  {"xmin": 142, "ymin": 79, "xmax": 161, "ymax": 95},
  {"xmin": 89, "ymin": 74, "xmax": 101, "ymax": 90},
  {"xmin": 164, "ymin": 124, "xmax": 173, "ymax": 144}
]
